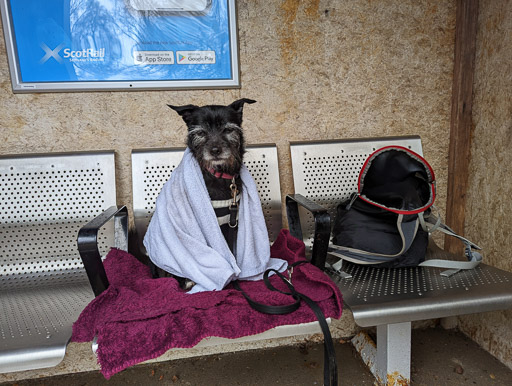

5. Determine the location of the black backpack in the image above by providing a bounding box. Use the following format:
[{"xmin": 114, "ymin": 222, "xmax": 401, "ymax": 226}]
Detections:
[{"xmin": 330, "ymin": 146, "xmax": 482, "ymax": 273}]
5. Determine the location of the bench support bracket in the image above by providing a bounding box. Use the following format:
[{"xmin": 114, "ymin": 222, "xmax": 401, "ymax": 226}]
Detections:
[{"xmin": 352, "ymin": 322, "xmax": 411, "ymax": 386}]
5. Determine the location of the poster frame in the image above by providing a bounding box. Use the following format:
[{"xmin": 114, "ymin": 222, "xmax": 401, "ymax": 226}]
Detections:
[{"xmin": 0, "ymin": 0, "xmax": 240, "ymax": 93}]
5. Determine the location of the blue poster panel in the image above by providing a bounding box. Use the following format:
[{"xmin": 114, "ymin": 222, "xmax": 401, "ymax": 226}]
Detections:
[{"xmin": 0, "ymin": 0, "xmax": 239, "ymax": 92}]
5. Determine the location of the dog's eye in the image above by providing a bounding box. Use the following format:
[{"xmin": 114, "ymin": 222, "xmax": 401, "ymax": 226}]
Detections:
[
  {"xmin": 191, "ymin": 129, "xmax": 206, "ymax": 137},
  {"xmin": 223, "ymin": 125, "xmax": 240, "ymax": 134}
]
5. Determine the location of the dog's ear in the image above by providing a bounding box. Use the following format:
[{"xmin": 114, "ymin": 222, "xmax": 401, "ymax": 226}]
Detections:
[
  {"xmin": 168, "ymin": 104, "xmax": 198, "ymax": 125},
  {"xmin": 229, "ymin": 99, "xmax": 256, "ymax": 114}
]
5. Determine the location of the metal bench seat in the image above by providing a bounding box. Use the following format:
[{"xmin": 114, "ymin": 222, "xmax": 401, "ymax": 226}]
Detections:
[
  {"xmin": 79, "ymin": 144, "xmax": 326, "ymax": 360},
  {"xmin": 287, "ymin": 136, "xmax": 512, "ymax": 385},
  {"xmin": 130, "ymin": 144, "xmax": 326, "ymax": 341},
  {"xmin": 0, "ymin": 151, "xmax": 124, "ymax": 373},
  {"xmin": 334, "ymin": 244, "xmax": 512, "ymax": 328}
]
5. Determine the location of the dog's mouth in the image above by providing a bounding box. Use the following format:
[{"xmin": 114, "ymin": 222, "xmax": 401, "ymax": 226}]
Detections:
[
  {"xmin": 209, "ymin": 159, "xmax": 228, "ymax": 167},
  {"xmin": 203, "ymin": 148, "xmax": 231, "ymax": 162},
  {"xmin": 202, "ymin": 152, "xmax": 236, "ymax": 173}
]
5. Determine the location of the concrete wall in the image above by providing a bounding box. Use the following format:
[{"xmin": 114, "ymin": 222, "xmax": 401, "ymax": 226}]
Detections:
[{"xmin": 459, "ymin": 0, "xmax": 512, "ymax": 370}]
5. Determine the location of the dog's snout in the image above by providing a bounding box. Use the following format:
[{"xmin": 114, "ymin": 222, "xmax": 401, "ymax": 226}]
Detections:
[{"xmin": 210, "ymin": 147, "xmax": 222, "ymax": 157}]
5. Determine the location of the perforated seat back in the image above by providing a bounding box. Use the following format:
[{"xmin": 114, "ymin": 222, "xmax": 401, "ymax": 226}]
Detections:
[
  {"xmin": 132, "ymin": 144, "xmax": 282, "ymax": 252},
  {"xmin": 290, "ymin": 136, "xmax": 423, "ymax": 254},
  {"xmin": 0, "ymin": 151, "xmax": 116, "ymax": 372}
]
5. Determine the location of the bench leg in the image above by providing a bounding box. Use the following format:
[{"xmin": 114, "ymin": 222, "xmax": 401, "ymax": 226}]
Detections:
[{"xmin": 352, "ymin": 322, "xmax": 411, "ymax": 385}]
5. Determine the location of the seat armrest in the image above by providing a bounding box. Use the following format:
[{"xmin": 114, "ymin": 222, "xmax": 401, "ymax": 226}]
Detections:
[
  {"xmin": 285, "ymin": 194, "xmax": 330, "ymax": 269},
  {"xmin": 77, "ymin": 205, "xmax": 128, "ymax": 296}
]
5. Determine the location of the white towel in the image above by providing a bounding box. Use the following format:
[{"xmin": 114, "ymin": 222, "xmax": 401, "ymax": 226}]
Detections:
[{"xmin": 143, "ymin": 148, "xmax": 287, "ymax": 293}]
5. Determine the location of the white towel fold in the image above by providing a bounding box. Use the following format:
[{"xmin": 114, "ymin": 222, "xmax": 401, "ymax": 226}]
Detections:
[{"xmin": 143, "ymin": 148, "xmax": 287, "ymax": 293}]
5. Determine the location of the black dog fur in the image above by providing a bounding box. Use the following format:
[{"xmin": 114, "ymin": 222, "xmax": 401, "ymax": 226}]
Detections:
[{"xmin": 149, "ymin": 98, "xmax": 256, "ymax": 289}]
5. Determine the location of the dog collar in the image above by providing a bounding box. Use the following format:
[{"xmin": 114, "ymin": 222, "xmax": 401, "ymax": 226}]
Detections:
[{"xmin": 208, "ymin": 167, "xmax": 236, "ymax": 180}]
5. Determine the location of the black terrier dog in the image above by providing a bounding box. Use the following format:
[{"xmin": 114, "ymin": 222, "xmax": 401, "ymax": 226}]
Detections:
[{"xmin": 149, "ymin": 98, "xmax": 256, "ymax": 289}]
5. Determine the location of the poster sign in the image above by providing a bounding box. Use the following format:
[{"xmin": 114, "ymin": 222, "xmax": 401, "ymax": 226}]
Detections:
[{"xmin": 0, "ymin": 0, "xmax": 239, "ymax": 92}]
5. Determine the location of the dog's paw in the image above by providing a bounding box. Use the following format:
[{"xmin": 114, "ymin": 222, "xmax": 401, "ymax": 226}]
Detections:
[{"xmin": 183, "ymin": 279, "xmax": 196, "ymax": 290}]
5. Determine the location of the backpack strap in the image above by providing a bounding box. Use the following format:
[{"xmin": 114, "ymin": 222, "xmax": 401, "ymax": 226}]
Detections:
[
  {"xmin": 328, "ymin": 214, "xmax": 419, "ymax": 264},
  {"xmin": 417, "ymin": 210, "xmax": 483, "ymax": 276}
]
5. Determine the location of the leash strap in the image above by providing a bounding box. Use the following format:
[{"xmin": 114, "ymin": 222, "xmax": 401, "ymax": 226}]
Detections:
[
  {"xmin": 233, "ymin": 261, "xmax": 338, "ymax": 386},
  {"xmin": 227, "ymin": 176, "xmax": 239, "ymax": 255}
]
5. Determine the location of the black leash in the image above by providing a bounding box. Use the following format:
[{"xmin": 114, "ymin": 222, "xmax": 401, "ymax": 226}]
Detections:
[
  {"xmin": 233, "ymin": 261, "xmax": 338, "ymax": 386},
  {"xmin": 226, "ymin": 176, "xmax": 337, "ymax": 385}
]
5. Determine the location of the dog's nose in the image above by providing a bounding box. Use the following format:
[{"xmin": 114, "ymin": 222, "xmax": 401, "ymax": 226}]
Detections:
[{"xmin": 210, "ymin": 147, "xmax": 222, "ymax": 157}]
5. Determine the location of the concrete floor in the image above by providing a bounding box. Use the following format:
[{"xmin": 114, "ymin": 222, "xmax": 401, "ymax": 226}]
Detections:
[{"xmin": 2, "ymin": 327, "xmax": 511, "ymax": 385}]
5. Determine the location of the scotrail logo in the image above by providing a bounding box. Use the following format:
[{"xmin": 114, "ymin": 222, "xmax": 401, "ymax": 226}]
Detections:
[
  {"xmin": 40, "ymin": 43, "xmax": 105, "ymax": 64},
  {"xmin": 40, "ymin": 43, "xmax": 65, "ymax": 64}
]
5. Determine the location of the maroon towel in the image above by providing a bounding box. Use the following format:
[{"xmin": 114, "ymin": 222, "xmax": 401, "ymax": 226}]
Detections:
[{"xmin": 72, "ymin": 230, "xmax": 342, "ymax": 378}]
